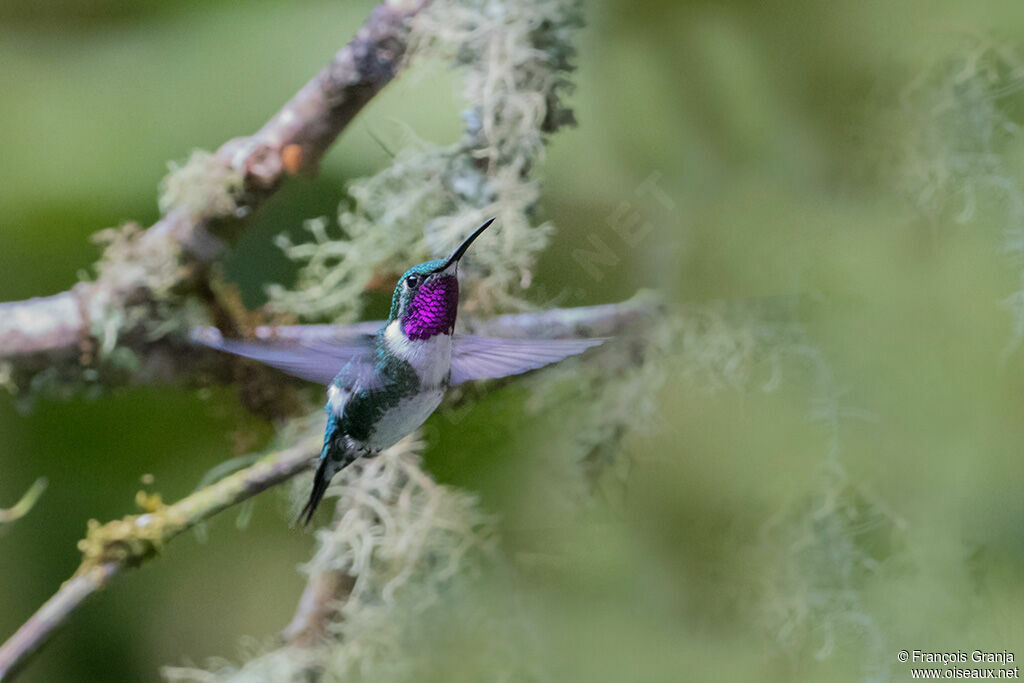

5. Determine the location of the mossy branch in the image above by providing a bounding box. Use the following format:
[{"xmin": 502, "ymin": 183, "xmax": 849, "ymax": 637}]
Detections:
[
  {"xmin": 0, "ymin": 0, "xmax": 428, "ymax": 394},
  {"xmin": 0, "ymin": 438, "xmax": 319, "ymax": 682}
]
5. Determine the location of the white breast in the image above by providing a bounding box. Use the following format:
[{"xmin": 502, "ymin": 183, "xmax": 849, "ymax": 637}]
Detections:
[{"xmin": 383, "ymin": 320, "xmax": 452, "ymax": 388}]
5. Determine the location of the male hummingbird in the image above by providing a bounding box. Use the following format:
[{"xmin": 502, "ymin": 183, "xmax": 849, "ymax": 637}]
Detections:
[{"xmin": 198, "ymin": 219, "xmax": 604, "ymax": 525}]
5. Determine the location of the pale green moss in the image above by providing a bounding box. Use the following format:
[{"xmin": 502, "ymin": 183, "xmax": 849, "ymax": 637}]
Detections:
[
  {"xmin": 162, "ymin": 438, "xmax": 539, "ymax": 683},
  {"xmin": 17, "ymin": 220, "xmax": 214, "ymax": 404},
  {"xmin": 884, "ymin": 40, "xmax": 1024, "ymax": 355},
  {"xmin": 159, "ymin": 149, "xmax": 244, "ymax": 220},
  {"xmin": 269, "ymin": 0, "xmax": 582, "ymax": 321},
  {"xmin": 76, "ymin": 508, "xmax": 182, "ymax": 571},
  {"xmin": 759, "ymin": 465, "xmax": 904, "ymax": 682},
  {"xmin": 523, "ymin": 297, "xmax": 811, "ymax": 502}
]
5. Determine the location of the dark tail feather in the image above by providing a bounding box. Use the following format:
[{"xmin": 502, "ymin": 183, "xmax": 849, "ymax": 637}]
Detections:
[{"xmin": 296, "ymin": 458, "xmax": 332, "ymax": 527}]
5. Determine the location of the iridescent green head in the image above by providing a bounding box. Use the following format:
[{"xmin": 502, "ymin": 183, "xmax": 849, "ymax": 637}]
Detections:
[{"xmin": 387, "ymin": 218, "xmax": 495, "ymax": 339}]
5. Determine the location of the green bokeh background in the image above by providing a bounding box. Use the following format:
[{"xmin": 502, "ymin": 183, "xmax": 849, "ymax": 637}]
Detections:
[{"xmin": 3, "ymin": 1, "xmax": 1024, "ymax": 681}]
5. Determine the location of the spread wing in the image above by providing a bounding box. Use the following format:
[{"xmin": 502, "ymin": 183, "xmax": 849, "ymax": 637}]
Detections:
[
  {"xmin": 194, "ymin": 327, "xmax": 605, "ymax": 386},
  {"xmin": 192, "ymin": 326, "xmax": 378, "ymax": 385},
  {"xmin": 449, "ymin": 335, "xmax": 606, "ymax": 385}
]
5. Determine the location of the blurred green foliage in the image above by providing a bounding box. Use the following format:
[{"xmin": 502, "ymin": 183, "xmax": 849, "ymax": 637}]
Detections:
[{"xmin": 3, "ymin": 1, "xmax": 1024, "ymax": 682}]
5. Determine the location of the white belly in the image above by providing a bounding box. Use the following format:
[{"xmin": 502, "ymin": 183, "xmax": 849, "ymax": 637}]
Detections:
[{"xmin": 366, "ymin": 389, "xmax": 445, "ymax": 450}]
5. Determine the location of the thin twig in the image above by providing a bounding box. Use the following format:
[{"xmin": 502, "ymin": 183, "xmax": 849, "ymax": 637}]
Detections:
[
  {"xmin": 0, "ymin": 563, "xmax": 119, "ymax": 682},
  {"xmin": 0, "ymin": 479, "xmax": 47, "ymax": 525},
  {"xmin": 0, "ymin": 438, "xmax": 319, "ymax": 682}
]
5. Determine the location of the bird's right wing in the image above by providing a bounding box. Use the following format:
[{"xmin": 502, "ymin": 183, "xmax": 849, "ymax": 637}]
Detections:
[
  {"xmin": 192, "ymin": 326, "xmax": 378, "ymax": 385},
  {"xmin": 449, "ymin": 335, "xmax": 606, "ymax": 385}
]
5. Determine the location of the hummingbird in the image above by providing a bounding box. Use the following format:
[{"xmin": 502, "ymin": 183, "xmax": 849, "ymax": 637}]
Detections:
[{"xmin": 197, "ymin": 219, "xmax": 605, "ymax": 525}]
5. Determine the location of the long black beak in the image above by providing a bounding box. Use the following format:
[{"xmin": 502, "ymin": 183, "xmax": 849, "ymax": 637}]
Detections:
[{"xmin": 435, "ymin": 218, "xmax": 495, "ymax": 272}]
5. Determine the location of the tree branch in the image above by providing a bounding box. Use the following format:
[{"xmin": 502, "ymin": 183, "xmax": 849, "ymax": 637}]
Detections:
[
  {"xmin": 0, "ymin": 438, "xmax": 319, "ymax": 682},
  {"xmin": 0, "ymin": 563, "xmax": 119, "ymax": 683},
  {"xmin": 281, "ymin": 540, "xmax": 356, "ymax": 648},
  {"xmin": 0, "ymin": 0, "xmax": 427, "ymax": 374},
  {"xmin": 197, "ymin": 293, "xmax": 659, "ymax": 345}
]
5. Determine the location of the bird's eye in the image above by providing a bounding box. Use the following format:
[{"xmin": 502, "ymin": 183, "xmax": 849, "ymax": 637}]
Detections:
[{"xmin": 406, "ymin": 275, "xmax": 420, "ymax": 289}]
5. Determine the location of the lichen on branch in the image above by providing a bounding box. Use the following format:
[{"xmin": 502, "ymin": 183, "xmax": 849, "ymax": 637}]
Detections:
[
  {"xmin": 269, "ymin": 0, "xmax": 584, "ymax": 322},
  {"xmin": 159, "ymin": 150, "xmax": 246, "ymax": 221}
]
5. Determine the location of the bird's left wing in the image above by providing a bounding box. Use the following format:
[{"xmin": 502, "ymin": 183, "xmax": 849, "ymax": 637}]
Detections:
[
  {"xmin": 192, "ymin": 327, "xmax": 378, "ymax": 385},
  {"xmin": 449, "ymin": 335, "xmax": 606, "ymax": 385}
]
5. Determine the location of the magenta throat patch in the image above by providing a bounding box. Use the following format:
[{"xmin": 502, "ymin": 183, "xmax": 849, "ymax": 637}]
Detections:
[{"xmin": 402, "ymin": 275, "xmax": 459, "ymax": 340}]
